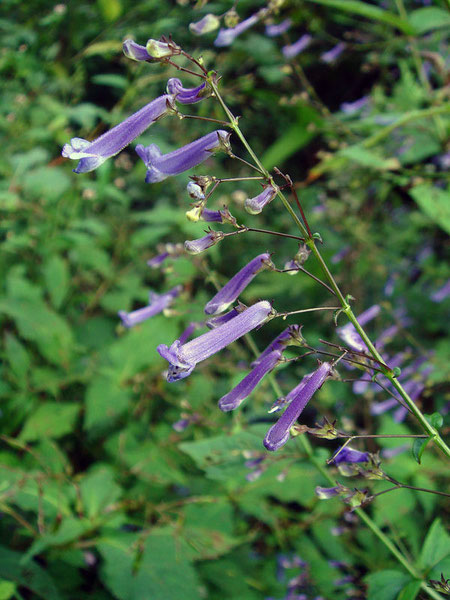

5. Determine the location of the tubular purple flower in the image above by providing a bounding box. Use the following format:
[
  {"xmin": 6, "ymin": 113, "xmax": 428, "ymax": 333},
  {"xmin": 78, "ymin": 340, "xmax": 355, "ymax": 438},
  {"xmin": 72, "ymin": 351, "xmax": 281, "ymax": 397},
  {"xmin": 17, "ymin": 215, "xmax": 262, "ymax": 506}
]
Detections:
[
  {"xmin": 370, "ymin": 398, "xmax": 398, "ymax": 416},
  {"xmin": 268, "ymin": 373, "xmax": 313, "ymax": 414},
  {"xmin": 123, "ymin": 39, "xmax": 153, "ymax": 61},
  {"xmin": 218, "ymin": 349, "xmax": 282, "ymax": 412},
  {"xmin": 166, "ymin": 78, "xmax": 209, "ymax": 105},
  {"xmin": 320, "ymin": 42, "xmax": 346, "ymax": 64},
  {"xmin": 157, "ymin": 300, "xmax": 274, "ymax": 381},
  {"xmin": 189, "ymin": 13, "xmax": 221, "ymax": 36},
  {"xmin": 340, "ymin": 96, "xmax": 369, "ymax": 114},
  {"xmin": 332, "ymin": 447, "xmax": 370, "ymax": 465},
  {"xmin": 184, "ymin": 230, "xmax": 224, "ymax": 254},
  {"xmin": 337, "ymin": 305, "xmax": 380, "ymax": 352},
  {"xmin": 178, "ymin": 321, "xmax": 200, "ymax": 345},
  {"xmin": 147, "ymin": 242, "xmax": 184, "ymax": 268},
  {"xmin": 244, "ymin": 185, "xmax": 277, "ymax": 215},
  {"xmin": 265, "ymin": 18, "xmax": 292, "ymax": 37},
  {"xmin": 264, "ymin": 362, "xmax": 332, "ymax": 451},
  {"xmin": 315, "ymin": 484, "xmax": 348, "ymax": 500},
  {"xmin": 431, "ymin": 279, "xmax": 450, "ymax": 302},
  {"xmin": 136, "ymin": 130, "xmax": 230, "ymax": 183},
  {"xmin": 147, "ymin": 251, "xmax": 169, "ymax": 269},
  {"xmin": 62, "ymin": 94, "xmax": 173, "ymax": 173},
  {"xmin": 282, "ymin": 34, "xmax": 312, "ymax": 59},
  {"xmin": 214, "ymin": 13, "xmax": 260, "ymax": 47},
  {"xmin": 206, "ymin": 308, "xmax": 240, "ymax": 329},
  {"xmin": 252, "ymin": 325, "xmax": 305, "ymax": 368},
  {"xmin": 204, "ymin": 252, "xmax": 274, "ymax": 315},
  {"xmin": 118, "ymin": 284, "xmax": 182, "ymax": 327}
]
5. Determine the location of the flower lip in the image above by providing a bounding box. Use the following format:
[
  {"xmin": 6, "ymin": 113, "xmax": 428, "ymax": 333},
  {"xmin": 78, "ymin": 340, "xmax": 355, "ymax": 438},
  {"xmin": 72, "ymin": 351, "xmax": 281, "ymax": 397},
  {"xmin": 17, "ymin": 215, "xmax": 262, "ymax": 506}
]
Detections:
[
  {"xmin": 167, "ymin": 78, "xmax": 209, "ymax": 104},
  {"xmin": 123, "ymin": 39, "xmax": 153, "ymax": 61}
]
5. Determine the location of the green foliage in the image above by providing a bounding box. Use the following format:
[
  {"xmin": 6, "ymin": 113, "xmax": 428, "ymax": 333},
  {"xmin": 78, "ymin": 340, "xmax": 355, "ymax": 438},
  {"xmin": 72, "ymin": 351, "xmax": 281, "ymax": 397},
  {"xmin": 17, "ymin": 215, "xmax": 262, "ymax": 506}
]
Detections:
[{"xmin": 0, "ymin": 0, "xmax": 448, "ymax": 598}]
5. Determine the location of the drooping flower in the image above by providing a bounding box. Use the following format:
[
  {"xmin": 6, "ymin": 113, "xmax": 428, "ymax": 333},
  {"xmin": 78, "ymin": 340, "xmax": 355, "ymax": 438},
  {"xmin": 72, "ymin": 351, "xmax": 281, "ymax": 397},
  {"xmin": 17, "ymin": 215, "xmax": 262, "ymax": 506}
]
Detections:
[
  {"xmin": 123, "ymin": 39, "xmax": 153, "ymax": 61},
  {"xmin": 268, "ymin": 373, "xmax": 313, "ymax": 413},
  {"xmin": 147, "ymin": 242, "xmax": 184, "ymax": 268},
  {"xmin": 201, "ymin": 206, "xmax": 237, "ymax": 226},
  {"xmin": 204, "ymin": 252, "xmax": 274, "ymax": 315},
  {"xmin": 166, "ymin": 78, "xmax": 209, "ymax": 105},
  {"xmin": 158, "ymin": 300, "xmax": 274, "ymax": 381},
  {"xmin": 214, "ymin": 13, "xmax": 260, "ymax": 47},
  {"xmin": 282, "ymin": 34, "xmax": 312, "ymax": 59},
  {"xmin": 431, "ymin": 279, "xmax": 450, "ymax": 302},
  {"xmin": 62, "ymin": 94, "xmax": 173, "ymax": 173},
  {"xmin": 189, "ymin": 13, "xmax": 221, "ymax": 36},
  {"xmin": 218, "ymin": 349, "xmax": 282, "ymax": 412},
  {"xmin": 332, "ymin": 446, "xmax": 370, "ymax": 465},
  {"xmin": 320, "ymin": 42, "xmax": 346, "ymax": 64},
  {"xmin": 265, "ymin": 18, "xmax": 292, "ymax": 37},
  {"xmin": 340, "ymin": 96, "xmax": 369, "ymax": 114},
  {"xmin": 244, "ymin": 185, "xmax": 277, "ymax": 215},
  {"xmin": 146, "ymin": 39, "xmax": 180, "ymax": 59},
  {"xmin": 206, "ymin": 308, "xmax": 240, "ymax": 329},
  {"xmin": 118, "ymin": 284, "xmax": 182, "ymax": 327},
  {"xmin": 184, "ymin": 230, "xmax": 225, "ymax": 254},
  {"xmin": 136, "ymin": 130, "xmax": 230, "ymax": 183},
  {"xmin": 337, "ymin": 305, "xmax": 380, "ymax": 352},
  {"xmin": 264, "ymin": 362, "xmax": 332, "ymax": 451},
  {"xmin": 252, "ymin": 324, "xmax": 305, "ymax": 368},
  {"xmin": 315, "ymin": 484, "xmax": 349, "ymax": 499}
]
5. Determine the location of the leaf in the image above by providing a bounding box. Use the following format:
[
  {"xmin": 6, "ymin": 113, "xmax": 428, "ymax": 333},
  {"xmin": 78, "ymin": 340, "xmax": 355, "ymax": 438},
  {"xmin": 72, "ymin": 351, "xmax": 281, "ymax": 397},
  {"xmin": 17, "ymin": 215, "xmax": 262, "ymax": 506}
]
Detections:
[
  {"xmin": 79, "ymin": 465, "xmax": 122, "ymax": 519},
  {"xmin": 408, "ymin": 7, "xmax": 450, "ymax": 34},
  {"xmin": 412, "ymin": 437, "xmax": 430, "ymax": 464},
  {"xmin": 409, "ymin": 184, "xmax": 450, "ymax": 235},
  {"xmin": 261, "ymin": 106, "xmax": 321, "ymax": 169},
  {"xmin": 303, "ymin": 0, "xmax": 415, "ymax": 34},
  {"xmin": 84, "ymin": 376, "xmax": 131, "ymax": 431},
  {"xmin": 97, "ymin": 0, "xmax": 122, "ymax": 21},
  {"xmin": 419, "ymin": 519, "xmax": 450, "ymax": 570},
  {"xmin": 365, "ymin": 570, "xmax": 412, "ymax": 600},
  {"xmin": 91, "ymin": 74, "xmax": 128, "ymax": 89},
  {"xmin": 19, "ymin": 402, "xmax": 79, "ymax": 442},
  {"xmin": 4, "ymin": 333, "xmax": 30, "ymax": 382},
  {"xmin": 24, "ymin": 518, "xmax": 92, "ymax": 561},
  {"xmin": 98, "ymin": 528, "xmax": 201, "ymax": 600},
  {"xmin": 43, "ymin": 255, "xmax": 69, "ymax": 309},
  {"xmin": 397, "ymin": 580, "xmax": 421, "ymax": 600},
  {"xmin": 0, "ymin": 546, "xmax": 61, "ymax": 600},
  {"xmin": 339, "ymin": 145, "xmax": 400, "ymax": 170}
]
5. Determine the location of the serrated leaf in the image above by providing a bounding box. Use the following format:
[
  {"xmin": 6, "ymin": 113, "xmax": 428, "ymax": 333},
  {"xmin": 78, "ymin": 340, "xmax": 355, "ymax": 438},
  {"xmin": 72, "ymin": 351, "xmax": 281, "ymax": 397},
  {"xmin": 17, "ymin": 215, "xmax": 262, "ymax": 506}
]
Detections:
[
  {"xmin": 365, "ymin": 570, "xmax": 412, "ymax": 600},
  {"xmin": 84, "ymin": 376, "xmax": 131, "ymax": 431},
  {"xmin": 419, "ymin": 519, "xmax": 450, "ymax": 570},
  {"xmin": 409, "ymin": 184, "xmax": 450, "ymax": 235},
  {"xmin": 43, "ymin": 255, "xmax": 69, "ymax": 309},
  {"xmin": 397, "ymin": 580, "xmax": 421, "ymax": 600},
  {"xmin": 0, "ymin": 546, "xmax": 61, "ymax": 600},
  {"xmin": 19, "ymin": 402, "xmax": 79, "ymax": 442},
  {"xmin": 79, "ymin": 465, "xmax": 122, "ymax": 519},
  {"xmin": 408, "ymin": 7, "xmax": 450, "ymax": 34}
]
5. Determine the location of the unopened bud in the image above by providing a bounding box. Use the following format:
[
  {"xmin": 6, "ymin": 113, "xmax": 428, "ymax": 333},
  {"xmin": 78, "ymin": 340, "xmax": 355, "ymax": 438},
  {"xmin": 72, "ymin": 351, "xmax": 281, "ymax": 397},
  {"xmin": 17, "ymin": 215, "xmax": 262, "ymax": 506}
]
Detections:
[
  {"xmin": 224, "ymin": 8, "xmax": 240, "ymax": 28},
  {"xmin": 187, "ymin": 181, "xmax": 205, "ymax": 200},
  {"xmin": 189, "ymin": 13, "xmax": 221, "ymax": 35},
  {"xmin": 146, "ymin": 39, "xmax": 180, "ymax": 59}
]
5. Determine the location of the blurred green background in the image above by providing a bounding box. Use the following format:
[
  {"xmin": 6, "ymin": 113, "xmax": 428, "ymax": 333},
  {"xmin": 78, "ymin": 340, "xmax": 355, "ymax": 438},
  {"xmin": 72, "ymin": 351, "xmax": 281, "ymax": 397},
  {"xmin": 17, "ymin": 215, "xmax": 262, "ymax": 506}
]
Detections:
[{"xmin": 0, "ymin": 0, "xmax": 449, "ymax": 598}]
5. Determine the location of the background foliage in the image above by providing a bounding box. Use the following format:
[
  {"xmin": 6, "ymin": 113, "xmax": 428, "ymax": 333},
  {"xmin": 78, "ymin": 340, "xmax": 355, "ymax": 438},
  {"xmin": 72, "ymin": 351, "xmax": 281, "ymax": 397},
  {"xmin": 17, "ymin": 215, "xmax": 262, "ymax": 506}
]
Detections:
[{"xmin": 0, "ymin": 0, "xmax": 449, "ymax": 598}]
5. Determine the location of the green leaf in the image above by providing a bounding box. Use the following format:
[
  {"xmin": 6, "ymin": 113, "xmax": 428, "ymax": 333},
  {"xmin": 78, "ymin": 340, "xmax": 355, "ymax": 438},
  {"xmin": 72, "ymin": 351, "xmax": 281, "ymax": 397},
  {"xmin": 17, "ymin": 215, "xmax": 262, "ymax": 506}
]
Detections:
[
  {"xmin": 97, "ymin": 0, "xmax": 122, "ymax": 21},
  {"xmin": 339, "ymin": 145, "xmax": 400, "ymax": 170},
  {"xmin": 0, "ymin": 546, "xmax": 61, "ymax": 600},
  {"xmin": 397, "ymin": 580, "xmax": 421, "ymax": 600},
  {"xmin": 419, "ymin": 519, "xmax": 450, "ymax": 570},
  {"xmin": 24, "ymin": 518, "xmax": 92, "ymax": 561},
  {"xmin": 427, "ymin": 412, "xmax": 443, "ymax": 429},
  {"xmin": 365, "ymin": 570, "xmax": 412, "ymax": 600},
  {"xmin": 84, "ymin": 376, "xmax": 131, "ymax": 431},
  {"xmin": 0, "ymin": 580, "xmax": 16, "ymax": 600},
  {"xmin": 303, "ymin": 0, "xmax": 415, "ymax": 34},
  {"xmin": 4, "ymin": 333, "xmax": 30, "ymax": 382},
  {"xmin": 408, "ymin": 7, "xmax": 450, "ymax": 34},
  {"xmin": 409, "ymin": 184, "xmax": 450, "ymax": 235},
  {"xmin": 19, "ymin": 402, "xmax": 79, "ymax": 442},
  {"xmin": 79, "ymin": 465, "xmax": 122, "ymax": 519},
  {"xmin": 43, "ymin": 255, "xmax": 69, "ymax": 309},
  {"xmin": 412, "ymin": 437, "xmax": 430, "ymax": 464},
  {"xmin": 261, "ymin": 106, "xmax": 321, "ymax": 169}
]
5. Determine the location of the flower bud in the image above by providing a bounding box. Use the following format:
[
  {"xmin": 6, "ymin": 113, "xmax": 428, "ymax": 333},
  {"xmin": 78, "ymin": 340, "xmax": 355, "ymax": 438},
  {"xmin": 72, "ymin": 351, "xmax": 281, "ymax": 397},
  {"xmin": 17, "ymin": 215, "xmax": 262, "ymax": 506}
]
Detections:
[
  {"xmin": 224, "ymin": 8, "xmax": 239, "ymax": 28},
  {"xmin": 184, "ymin": 230, "xmax": 225, "ymax": 254},
  {"xmin": 189, "ymin": 13, "xmax": 221, "ymax": 35},
  {"xmin": 146, "ymin": 39, "xmax": 180, "ymax": 59}
]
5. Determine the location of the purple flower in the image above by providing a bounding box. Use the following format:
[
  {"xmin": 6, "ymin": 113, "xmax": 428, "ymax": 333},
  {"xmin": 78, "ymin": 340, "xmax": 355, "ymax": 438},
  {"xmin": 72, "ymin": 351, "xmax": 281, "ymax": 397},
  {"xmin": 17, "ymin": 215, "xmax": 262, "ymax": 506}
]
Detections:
[
  {"xmin": 178, "ymin": 322, "xmax": 200, "ymax": 344},
  {"xmin": 201, "ymin": 206, "xmax": 237, "ymax": 226},
  {"xmin": 252, "ymin": 325, "xmax": 305, "ymax": 368},
  {"xmin": 158, "ymin": 300, "xmax": 274, "ymax": 381},
  {"xmin": 136, "ymin": 130, "xmax": 230, "ymax": 183},
  {"xmin": 118, "ymin": 284, "xmax": 182, "ymax": 327},
  {"xmin": 204, "ymin": 253, "xmax": 274, "ymax": 315},
  {"xmin": 214, "ymin": 14, "xmax": 260, "ymax": 47},
  {"xmin": 263, "ymin": 362, "xmax": 332, "ymax": 451},
  {"xmin": 269, "ymin": 373, "xmax": 313, "ymax": 414},
  {"xmin": 184, "ymin": 230, "xmax": 224, "ymax": 254},
  {"xmin": 337, "ymin": 305, "xmax": 380, "ymax": 352},
  {"xmin": 206, "ymin": 308, "xmax": 240, "ymax": 329},
  {"xmin": 315, "ymin": 484, "xmax": 347, "ymax": 499},
  {"xmin": 331, "ymin": 245, "xmax": 350, "ymax": 264},
  {"xmin": 244, "ymin": 185, "xmax": 277, "ymax": 215},
  {"xmin": 340, "ymin": 96, "xmax": 369, "ymax": 114},
  {"xmin": 166, "ymin": 78, "xmax": 209, "ymax": 105},
  {"xmin": 219, "ymin": 350, "xmax": 282, "ymax": 412},
  {"xmin": 320, "ymin": 42, "xmax": 346, "ymax": 64},
  {"xmin": 265, "ymin": 18, "xmax": 292, "ymax": 37},
  {"xmin": 62, "ymin": 95, "xmax": 173, "ymax": 173},
  {"xmin": 431, "ymin": 279, "xmax": 450, "ymax": 302},
  {"xmin": 189, "ymin": 13, "xmax": 221, "ymax": 36},
  {"xmin": 282, "ymin": 35, "xmax": 312, "ymax": 59},
  {"xmin": 147, "ymin": 251, "xmax": 169, "ymax": 269},
  {"xmin": 173, "ymin": 418, "xmax": 190, "ymax": 432},
  {"xmin": 123, "ymin": 39, "xmax": 153, "ymax": 61},
  {"xmin": 332, "ymin": 446, "xmax": 370, "ymax": 465},
  {"xmin": 187, "ymin": 181, "xmax": 205, "ymax": 200},
  {"xmin": 147, "ymin": 242, "xmax": 184, "ymax": 268}
]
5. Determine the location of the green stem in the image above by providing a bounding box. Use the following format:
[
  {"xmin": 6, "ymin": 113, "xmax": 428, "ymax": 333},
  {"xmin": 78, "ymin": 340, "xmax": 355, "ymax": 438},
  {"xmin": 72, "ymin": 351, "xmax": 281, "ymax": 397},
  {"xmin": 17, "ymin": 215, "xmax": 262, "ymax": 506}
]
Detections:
[{"xmin": 209, "ymin": 72, "xmax": 450, "ymax": 458}]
